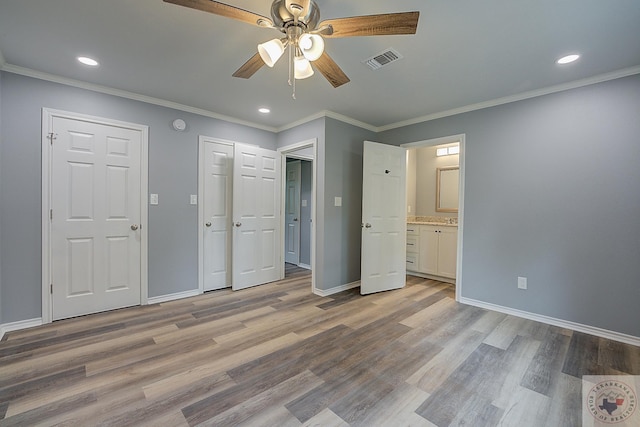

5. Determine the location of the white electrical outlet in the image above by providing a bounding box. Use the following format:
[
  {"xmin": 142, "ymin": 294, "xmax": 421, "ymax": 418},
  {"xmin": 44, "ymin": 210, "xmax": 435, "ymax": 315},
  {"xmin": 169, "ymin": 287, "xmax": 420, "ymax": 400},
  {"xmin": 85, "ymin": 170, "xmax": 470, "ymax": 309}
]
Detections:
[
  {"xmin": 190, "ymin": 194, "xmax": 197, "ymax": 205},
  {"xmin": 518, "ymin": 276, "xmax": 527, "ymax": 290},
  {"xmin": 150, "ymin": 194, "xmax": 159, "ymax": 205},
  {"xmin": 334, "ymin": 197, "xmax": 342, "ymax": 207}
]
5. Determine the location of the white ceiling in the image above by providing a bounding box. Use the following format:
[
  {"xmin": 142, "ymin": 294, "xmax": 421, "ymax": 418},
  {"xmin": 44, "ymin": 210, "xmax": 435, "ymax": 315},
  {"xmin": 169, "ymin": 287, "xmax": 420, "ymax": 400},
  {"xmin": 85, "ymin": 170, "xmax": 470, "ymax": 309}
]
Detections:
[{"xmin": 1, "ymin": 0, "xmax": 639, "ymax": 130}]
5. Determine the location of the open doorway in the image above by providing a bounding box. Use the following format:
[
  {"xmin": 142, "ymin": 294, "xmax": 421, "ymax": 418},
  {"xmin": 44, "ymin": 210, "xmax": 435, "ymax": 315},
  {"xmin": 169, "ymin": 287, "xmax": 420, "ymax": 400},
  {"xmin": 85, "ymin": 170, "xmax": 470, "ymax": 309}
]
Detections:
[
  {"xmin": 278, "ymin": 139, "xmax": 317, "ymax": 287},
  {"xmin": 284, "ymin": 159, "xmax": 313, "ymax": 271},
  {"xmin": 402, "ymin": 134, "xmax": 465, "ymax": 301}
]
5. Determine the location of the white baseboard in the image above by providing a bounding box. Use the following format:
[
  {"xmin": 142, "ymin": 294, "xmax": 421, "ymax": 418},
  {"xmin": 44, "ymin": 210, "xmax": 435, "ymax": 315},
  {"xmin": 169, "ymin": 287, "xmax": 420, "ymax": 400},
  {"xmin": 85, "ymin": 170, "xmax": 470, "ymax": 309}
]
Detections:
[
  {"xmin": 314, "ymin": 281, "xmax": 360, "ymax": 297},
  {"xmin": 0, "ymin": 317, "xmax": 43, "ymax": 341},
  {"xmin": 460, "ymin": 297, "xmax": 640, "ymax": 347},
  {"xmin": 147, "ymin": 289, "xmax": 201, "ymax": 305},
  {"xmin": 298, "ymin": 263, "xmax": 312, "ymax": 270}
]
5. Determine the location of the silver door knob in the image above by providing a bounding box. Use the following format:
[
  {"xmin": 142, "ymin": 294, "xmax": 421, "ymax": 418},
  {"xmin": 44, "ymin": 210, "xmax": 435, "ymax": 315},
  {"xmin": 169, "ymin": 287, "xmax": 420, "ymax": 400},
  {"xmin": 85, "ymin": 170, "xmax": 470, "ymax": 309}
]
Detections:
[
  {"xmin": 293, "ymin": 218, "xmax": 298, "ymax": 222},
  {"xmin": 365, "ymin": 223, "xmax": 372, "ymax": 228},
  {"xmin": 205, "ymin": 222, "xmax": 212, "ymax": 227},
  {"xmin": 235, "ymin": 222, "xmax": 242, "ymax": 227},
  {"xmin": 131, "ymin": 224, "xmax": 139, "ymax": 231}
]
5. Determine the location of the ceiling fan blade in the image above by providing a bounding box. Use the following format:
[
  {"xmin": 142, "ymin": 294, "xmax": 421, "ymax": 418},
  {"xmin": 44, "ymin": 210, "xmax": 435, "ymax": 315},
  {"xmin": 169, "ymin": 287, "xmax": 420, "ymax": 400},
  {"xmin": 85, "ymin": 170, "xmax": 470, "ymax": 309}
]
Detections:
[
  {"xmin": 232, "ymin": 53, "xmax": 266, "ymax": 79},
  {"xmin": 314, "ymin": 52, "xmax": 350, "ymax": 88},
  {"xmin": 318, "ymin": 11, "xmax": 419, "ymax": 38},
  {"xmin": 163, "ymin": 0, "xmax": 273, "ymax": 27}
]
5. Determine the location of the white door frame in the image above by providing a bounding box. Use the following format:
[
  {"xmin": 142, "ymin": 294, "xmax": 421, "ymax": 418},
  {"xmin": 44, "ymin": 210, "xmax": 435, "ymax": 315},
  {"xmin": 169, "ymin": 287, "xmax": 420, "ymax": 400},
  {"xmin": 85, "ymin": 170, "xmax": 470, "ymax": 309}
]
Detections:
[
  {"xmin": 278, "ymin": 139, "xmax": 317, "ymax": 292},
  {"xmin": 41, "ymin": 108, "xmax": 149, "ymax": 324},
  {"xmin": 401, "ymin": 134, "xmax": 465, "ymax": 302},
  {"xmin": 197, "ymin": 136, "xmax": 235, "ymax": 293}
]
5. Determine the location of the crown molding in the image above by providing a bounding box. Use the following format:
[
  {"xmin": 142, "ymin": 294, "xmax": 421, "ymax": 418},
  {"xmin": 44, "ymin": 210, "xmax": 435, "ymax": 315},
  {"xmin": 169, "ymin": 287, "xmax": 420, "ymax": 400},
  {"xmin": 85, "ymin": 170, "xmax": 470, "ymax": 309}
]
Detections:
[
  {"xmin": 275, "ymin": 110, "xmax": 378, "ymax": 133},
  {"xmin": 0, "ymin": 64, "xmax": 278, "ymax": 133},
  {"xmin": 2, "ymin": 62, "xmax": 639, "ymax": 135},
  {"xmin": 276, "ymin": 111, "xmax": 327, "ymax": 133},
  {"xmin": 377, "ymin": 65, "xmax": 640, "ymax": 132},
  {"xmin": 324, "ymin": 111, "xmax": 378, "ymax": 133}
]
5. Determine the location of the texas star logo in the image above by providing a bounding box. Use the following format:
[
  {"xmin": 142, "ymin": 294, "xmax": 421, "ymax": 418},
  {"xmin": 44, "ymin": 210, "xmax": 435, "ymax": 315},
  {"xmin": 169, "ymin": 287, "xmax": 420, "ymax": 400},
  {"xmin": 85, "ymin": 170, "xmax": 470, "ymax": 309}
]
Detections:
[{"xmin": 586, "ymin": 380, "xmax": 637, "ymax": 424}]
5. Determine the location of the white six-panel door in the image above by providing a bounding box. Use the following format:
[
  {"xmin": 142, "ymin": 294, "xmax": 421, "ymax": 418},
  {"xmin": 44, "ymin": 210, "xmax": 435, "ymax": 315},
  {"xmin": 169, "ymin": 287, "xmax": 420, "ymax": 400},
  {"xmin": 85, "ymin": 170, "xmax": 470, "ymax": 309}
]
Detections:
[
  {"xmin": 361, "ymin": 141, "xmax": 407, "ymax": 295},
  {"xmin": 50, "ymin": 116, "xmax": 143, "ymax": 320},
  {"xmin": 232, "ymin": 144, "xmax": 282, "ymax": 290},
  {"xmin": 202, "ymin": 141, "xmax": 233, "ymax": 291},
  {"xmin": 284, "ymin": 160, "xmax": 301, "ymax": 265}
]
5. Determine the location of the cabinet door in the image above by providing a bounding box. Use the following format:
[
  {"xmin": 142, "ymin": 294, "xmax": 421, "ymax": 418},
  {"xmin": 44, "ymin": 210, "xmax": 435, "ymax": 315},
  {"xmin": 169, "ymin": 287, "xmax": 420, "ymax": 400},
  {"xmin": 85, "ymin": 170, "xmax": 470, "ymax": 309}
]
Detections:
[
  {"xmin": 437, "ymin": 227, "xmax": 458, "ymax": 278},
  {"xmin": 418, "ymin": 226, "xmax": 439, "ymax": 274}
]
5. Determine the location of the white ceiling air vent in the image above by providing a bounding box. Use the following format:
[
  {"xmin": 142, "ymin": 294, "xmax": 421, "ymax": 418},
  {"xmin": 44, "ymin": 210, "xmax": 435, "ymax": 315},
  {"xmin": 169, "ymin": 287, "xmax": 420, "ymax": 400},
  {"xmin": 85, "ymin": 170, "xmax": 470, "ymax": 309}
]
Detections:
[{"xmin": 363, "ymin": 48, "xmax": 404, "ymax": 70}]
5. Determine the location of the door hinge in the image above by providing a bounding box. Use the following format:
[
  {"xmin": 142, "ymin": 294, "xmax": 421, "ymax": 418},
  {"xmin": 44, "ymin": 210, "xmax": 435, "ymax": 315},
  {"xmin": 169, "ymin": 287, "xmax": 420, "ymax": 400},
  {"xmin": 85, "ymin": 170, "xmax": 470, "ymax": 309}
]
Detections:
[
  {"xmin": 50, "ymin": 209, "xmax": 53, "ymax": 220},
  {"xmin": 47, "ymin": 133, "xmax": 57, "ymax": 144},
  {"xmin": 50, "ymin": 284, "xmax": 53, "ymax": 294}
]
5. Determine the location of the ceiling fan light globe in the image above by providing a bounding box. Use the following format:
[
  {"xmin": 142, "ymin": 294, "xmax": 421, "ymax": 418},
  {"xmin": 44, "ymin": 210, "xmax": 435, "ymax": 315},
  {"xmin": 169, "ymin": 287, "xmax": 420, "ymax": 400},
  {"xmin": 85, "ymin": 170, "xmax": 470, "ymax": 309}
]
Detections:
[
  {"xmin": 299, "ymin": 33, "xmax": 324, "ymax": 61},
  {"xmin": 258, "ymin": 38, "xmax": 285, "ymax": 67},
  {"xmin": 294, "ymin": 57, "xmax": 314, "ymax": 79}
]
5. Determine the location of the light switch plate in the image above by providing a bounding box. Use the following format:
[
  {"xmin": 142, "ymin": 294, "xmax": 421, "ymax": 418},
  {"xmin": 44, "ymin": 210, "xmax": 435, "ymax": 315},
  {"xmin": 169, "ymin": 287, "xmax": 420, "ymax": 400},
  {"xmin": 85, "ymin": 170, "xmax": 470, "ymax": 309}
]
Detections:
[
  {"xmin": 302, "ymin": 199, "xmax": 308, "ymax": 207},
  {"xmin": 518, "ymin": 276, "xmax": 527, "ymax": 290},
  {"xmin": 190, "ymin": 194, "xmax": 197, "ymax": 205},
  {"xmin": 334, "ymin": 197, "xmax": 342, "ymax": 207},
  {"xmin": 150, "ymin": 194, "xmax": 159, "ymax": 205}
]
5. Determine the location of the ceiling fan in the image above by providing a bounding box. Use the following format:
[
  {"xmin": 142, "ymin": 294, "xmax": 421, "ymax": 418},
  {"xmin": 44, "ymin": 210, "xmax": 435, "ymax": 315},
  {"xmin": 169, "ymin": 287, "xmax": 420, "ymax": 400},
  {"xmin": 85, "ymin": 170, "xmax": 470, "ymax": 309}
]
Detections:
[{"xmin": 163, "ymin": 0, "xmax": 419, "ymax": 96}]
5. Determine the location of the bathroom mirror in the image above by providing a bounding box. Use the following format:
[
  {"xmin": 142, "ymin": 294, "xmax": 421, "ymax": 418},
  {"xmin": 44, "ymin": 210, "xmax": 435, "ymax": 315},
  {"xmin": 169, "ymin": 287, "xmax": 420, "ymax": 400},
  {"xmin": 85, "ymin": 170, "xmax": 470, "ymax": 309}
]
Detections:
[{"xmin": 436, "ymin": 166, "xmax": 459, "ymax": 212}]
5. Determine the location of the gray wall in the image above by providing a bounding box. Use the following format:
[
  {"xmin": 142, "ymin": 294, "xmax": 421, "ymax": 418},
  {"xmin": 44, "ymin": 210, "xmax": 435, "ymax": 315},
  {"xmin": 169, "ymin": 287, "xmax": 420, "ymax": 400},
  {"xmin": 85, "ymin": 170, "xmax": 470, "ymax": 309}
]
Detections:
[
  {"xmin": 322, "ymin": 118, "xmax": 377, "ymax": 290},
  {"xmin": 0, "ymin": 72, "xmax": 276, "ymax": 323},
  {"xmin": 277, "ymin": 118, "xmax": 327, "ymax": 288},
  {"xmin": 300, "ymin": 160, "xmax": 312, "ymax": 266},
  {"xmin": 3, "ymin": 69, "xmax": 639, "ymax": 339},
  {"xmin": 380, "ymin": 74, "xmax": 640, "ymax": 337},
  {"xmin": 277, "ymin": 117, "xmax": 375, "ymax": 291}
]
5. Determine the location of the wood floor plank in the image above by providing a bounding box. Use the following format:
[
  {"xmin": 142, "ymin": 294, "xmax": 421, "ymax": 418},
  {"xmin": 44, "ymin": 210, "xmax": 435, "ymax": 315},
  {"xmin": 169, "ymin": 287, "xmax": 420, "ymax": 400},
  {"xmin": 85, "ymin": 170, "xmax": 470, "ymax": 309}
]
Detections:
[
  {"xmin": 407, "ymin": 328, "xmax": 486, "ymax": 393},
  {"xmin": 0, "ymin": 324, "xmax": 178, "ymax": 383},
  {"xmin": 200, "ymin": 370, "xmax": 323, "ymax": 427},
  {"xmin": 496, "ymin": 385, "xmax": 550, "ymax": 427},
  {"xmin": 520, "ymin": 327, "xmax": 572, "ymax": 396},
  {"xmin": 347, "ymin": 382, "xmax": 431, "ymax": 427},
  {"xmin": 1, "ymin": 268, "xmax": 637, "ymax": 426},
  {"xmin": 399, "ymin": 295, "xmax": 456, "ymax": 329},
  {"xmin": 226, "ymin": 325, "xmax": 353, "ymax": 385},
  {"xmin": 597, "ymin": 337, "xmax": 640, "ymax": 374},
  {"xmin": 5, "ymin": 338, "xmax": 220, "ymax": 417},
  {"xmin": 235, "ymin": 405, "xmax": 302, "ymax": 427},
  {"xmin": 482, "ymin": 315, "xmax": 530, "ymax": 350},
  {"xmin": 542, "ymin": 372, "xmax": 583, "ymax": 427},
  {"xmin": 302, "ymin": 408, "xmax": 349, "ymax": 427},
  {"xmin": 142, "ymin": 332, "xmax": 301, "ymax": 400},
  {"xmin": 562, "ymin": 331, "xmax": 603, "ymax": 377}
]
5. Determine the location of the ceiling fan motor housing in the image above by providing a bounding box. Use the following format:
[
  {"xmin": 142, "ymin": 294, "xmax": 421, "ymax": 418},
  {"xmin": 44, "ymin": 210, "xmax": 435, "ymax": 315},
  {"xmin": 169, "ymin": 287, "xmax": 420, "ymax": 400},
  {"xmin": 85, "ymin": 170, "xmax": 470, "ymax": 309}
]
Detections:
[{"xmin": 271, "ymin": 0, "xmax": 320, "ymax": 30}]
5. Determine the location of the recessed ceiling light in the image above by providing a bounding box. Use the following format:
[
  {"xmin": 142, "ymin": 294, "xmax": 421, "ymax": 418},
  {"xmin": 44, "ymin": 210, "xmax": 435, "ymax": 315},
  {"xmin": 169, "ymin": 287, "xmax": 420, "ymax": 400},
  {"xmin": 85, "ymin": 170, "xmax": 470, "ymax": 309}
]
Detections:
[
  {"xmin": 556, "ymin": 54, "xmax": 580, "ymax": 65},
  {"xmin": 77, "ymin": 56, "xmax": 99, "ymax": 66},
  {"xmin": 258, "ymin": 108, "xmax": 270, "ymax": 114}
]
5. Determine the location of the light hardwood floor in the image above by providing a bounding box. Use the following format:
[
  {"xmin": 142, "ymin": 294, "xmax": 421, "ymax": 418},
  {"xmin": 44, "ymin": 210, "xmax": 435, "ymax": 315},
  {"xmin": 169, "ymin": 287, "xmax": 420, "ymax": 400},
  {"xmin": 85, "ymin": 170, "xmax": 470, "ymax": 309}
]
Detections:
[{"xmin": 1, "ymin": 265, "xmax": 639, "ymax": 426}]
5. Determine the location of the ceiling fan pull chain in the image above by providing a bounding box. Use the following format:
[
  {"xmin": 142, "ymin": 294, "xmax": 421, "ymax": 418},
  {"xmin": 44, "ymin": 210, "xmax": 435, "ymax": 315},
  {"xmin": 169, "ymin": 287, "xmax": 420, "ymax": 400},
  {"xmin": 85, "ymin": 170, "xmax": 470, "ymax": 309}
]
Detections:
[
  {"xmin": 288, "ymin": 40, "xmax": 293, "ymax": 87},
  {"xmin": 292, "ymin": 54, "xmax": 297, "ymax": 100}
]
